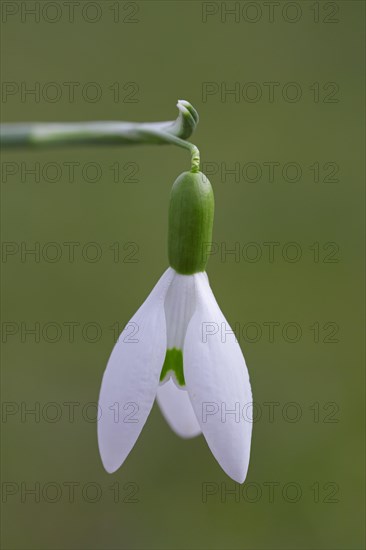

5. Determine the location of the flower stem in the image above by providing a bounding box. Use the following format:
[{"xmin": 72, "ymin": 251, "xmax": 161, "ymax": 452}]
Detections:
[{"xmin": 0, "ymin": 100, "xmax": 200, "ymax": 171}]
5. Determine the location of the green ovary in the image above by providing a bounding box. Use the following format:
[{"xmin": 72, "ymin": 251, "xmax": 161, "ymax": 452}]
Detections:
[
  {"xmin": 168, "ymin": 171, "xmax": 214, "ymax": 275},
  {"xmin": 160, "ymin": 348, "xmax": 185, "ymax": 386}
]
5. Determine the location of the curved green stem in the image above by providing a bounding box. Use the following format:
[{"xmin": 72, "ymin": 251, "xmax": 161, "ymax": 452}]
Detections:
[
  {"xmin": 0, "ymin": 99, "xmax": 200, "ymax": 171},
  {"xmin": 143, "ymin": 128, "xmax": 200, "ymax": 172}
]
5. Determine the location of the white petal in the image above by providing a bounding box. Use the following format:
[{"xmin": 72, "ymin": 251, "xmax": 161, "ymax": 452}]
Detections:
[
  {"xmin": 164, "ymin": 272, "xmax": 196, "ymax": 350},
  {"xmin": 98, "ymin": 268, "xmax": 175, "ymax": 473},
  {"xmin": 157, "ymin": 379, "xmax": 201, "ymax": 438},
  {"xmin": 160, "ymin": 272, "xmax": 195, "ymax": 387},
  {"xmin": 184, "ymin": 273, "xmax": 253, "ymax": 483}
]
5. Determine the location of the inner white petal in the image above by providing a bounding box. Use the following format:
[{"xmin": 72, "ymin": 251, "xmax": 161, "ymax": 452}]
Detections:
[{"xmin": 164, "ymin": 272, "xmax": 196, "ymax": 351}]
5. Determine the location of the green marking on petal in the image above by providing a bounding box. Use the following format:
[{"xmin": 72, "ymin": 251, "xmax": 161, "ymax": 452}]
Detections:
[{"xmin": 160, "ymin": 348, "xmax": 185, "ymax": 386}]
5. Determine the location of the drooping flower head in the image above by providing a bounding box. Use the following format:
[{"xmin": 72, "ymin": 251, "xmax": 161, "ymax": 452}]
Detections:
[{"xmin": 98, "ymin": 170, "xmax": 252, "ymax": 483}]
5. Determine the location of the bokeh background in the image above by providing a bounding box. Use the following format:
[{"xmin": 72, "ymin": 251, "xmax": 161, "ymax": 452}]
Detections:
[{"xmin": 1, "ymin": 1, "xmax": 365, "ymax": 549}]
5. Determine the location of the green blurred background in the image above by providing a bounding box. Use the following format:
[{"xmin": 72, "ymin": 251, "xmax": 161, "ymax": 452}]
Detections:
[{"xmin": 1, "ymin": 1, "xmax": 365, "ymax": 549}]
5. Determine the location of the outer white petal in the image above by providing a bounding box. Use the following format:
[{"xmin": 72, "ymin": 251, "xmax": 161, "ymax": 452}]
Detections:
[
  {"xmin": 157, "ymin": 379, "xmax": 201, "ymax": 438},
  {"xmin": 184, "ymin": 273, "xmax": 253, "ymax": 483},
  {"xmin": 98, "ymin": 268, "xmax": 175, "ymax": 473}
]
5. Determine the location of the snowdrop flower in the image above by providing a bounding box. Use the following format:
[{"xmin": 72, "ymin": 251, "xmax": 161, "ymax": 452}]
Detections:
[{"xmin": 98, "ymin": 171, "xmax": 252, "ymax": 483}]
